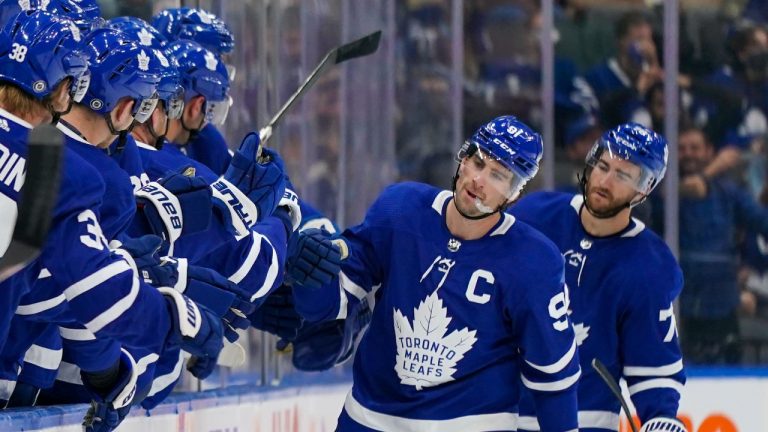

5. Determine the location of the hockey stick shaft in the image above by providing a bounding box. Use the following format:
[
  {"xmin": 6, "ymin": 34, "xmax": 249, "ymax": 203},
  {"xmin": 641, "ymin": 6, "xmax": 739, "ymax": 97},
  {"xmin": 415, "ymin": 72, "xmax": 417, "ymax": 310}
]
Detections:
[
  {"xmin": 0, "ymin": 124, "xmax": 63, "ymax": 281},
  {"xmin": 591, "ymin": 358, "xmax": 639, "ymax": 432},
  {"xmin": 257, "ymin": 30, "xmax": 382, "ymax": 146}
]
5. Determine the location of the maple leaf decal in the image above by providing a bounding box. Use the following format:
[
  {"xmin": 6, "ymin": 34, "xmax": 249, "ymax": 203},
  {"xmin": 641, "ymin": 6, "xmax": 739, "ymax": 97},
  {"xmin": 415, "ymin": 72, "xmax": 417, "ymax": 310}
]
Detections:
[{"xmin": 393, "ymin": 292, "xmax": 477, "ymax": 390}]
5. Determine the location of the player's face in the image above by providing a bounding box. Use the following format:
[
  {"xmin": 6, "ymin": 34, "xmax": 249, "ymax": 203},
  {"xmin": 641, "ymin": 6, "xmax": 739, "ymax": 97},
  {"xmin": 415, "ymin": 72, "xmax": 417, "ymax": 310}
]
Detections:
[
  {"xmin": 455, "ymin": 152, "xmax": 513, "ymax": 217},
  {"xmin": 586, "ymin": 154, "xmax": 643, "ymax": 216}
]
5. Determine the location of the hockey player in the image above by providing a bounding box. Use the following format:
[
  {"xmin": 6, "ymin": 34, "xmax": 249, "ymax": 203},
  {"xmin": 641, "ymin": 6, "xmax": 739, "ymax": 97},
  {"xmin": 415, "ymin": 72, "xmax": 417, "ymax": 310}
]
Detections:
[
  {"xmin": 291, "ymin": 116, "xmax": 580, "ymax": 431},
  {"xmin": 0, "ymin": 11, "xmax": 225, "ymax": 429},
  {"xmin": 510, "ymin": 123, "xmax": 687, "ymax": 432}
]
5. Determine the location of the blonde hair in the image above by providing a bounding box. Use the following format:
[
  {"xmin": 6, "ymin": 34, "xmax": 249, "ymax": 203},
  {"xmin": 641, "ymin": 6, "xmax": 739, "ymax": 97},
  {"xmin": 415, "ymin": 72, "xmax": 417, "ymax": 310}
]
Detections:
[{"xmin": 0, "ymin": 82, "xmax": 46, "ymax": 116}]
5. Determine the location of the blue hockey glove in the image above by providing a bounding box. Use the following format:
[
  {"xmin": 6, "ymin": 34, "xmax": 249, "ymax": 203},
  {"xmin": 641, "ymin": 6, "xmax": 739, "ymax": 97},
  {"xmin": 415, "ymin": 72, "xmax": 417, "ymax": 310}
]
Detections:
[
  {"xmin": 286, "ymin": 228, "xmax": 343, "ymax": 290},
  {"xmin": 249, "ymin": 284, "xmax": 304, "ymax": 341},
  {"xmin": 211, "ymin": 133, "xmax": 287, "ymax": 237},
  {"xmin": 291, "ymin": 298, "xmax": 371, "ymax": 371},
  {"xmin": 135, "ymin": 169, "xmax": 212, "ymax": 255},
  {"xmin": 159, "ymin": 287, "xmax": 224, "ymax": 360},
  {"xmin": 143, "ymin": 258, "xmax": 255, "ymax": 343},
  {"xmin": 186, "ymin": 354, "xmax": 217, "ymax": 379},
  {"xmin": 110, "ymin": 235, "xmax": 163, "ymax": 269},
  {"xmin": 81, "ymin": 349, "xmax": 138, "ymax": 432}
]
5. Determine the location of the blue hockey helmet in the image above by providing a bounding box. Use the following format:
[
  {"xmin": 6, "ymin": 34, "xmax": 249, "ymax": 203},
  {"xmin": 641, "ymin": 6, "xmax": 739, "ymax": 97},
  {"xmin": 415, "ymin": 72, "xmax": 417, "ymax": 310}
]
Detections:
[
  {"xmin": 108, "ymin": 16, "xmax": 167, "ymax": 49},
  {"xmin": 585, "ymin": 122, "xmax": 668, "ymax": 195},
  {"xmin": 0, "ymin": 0, "xmax": 102, "ymax": 34},
  {"xmin": 79, "ymin": 27, "xmax": 161, "ymax": 124},
  {"xmin": 166, "ymin": 39, "xmax": 230, "ymax": 125},
  {"xmin": 0, "ymin": 10, "xmax": 89, "ymax": 102},
  {"xmin": 458, "ymin": 115, "xmax": 543, "ymax": 201},
  {"xmin": 153, "ymin": 48, "xmax": 184, "ymax": 119},
  {"xmin": 151, "ymin": 7, "xmax": 234, "ymax": 55}
]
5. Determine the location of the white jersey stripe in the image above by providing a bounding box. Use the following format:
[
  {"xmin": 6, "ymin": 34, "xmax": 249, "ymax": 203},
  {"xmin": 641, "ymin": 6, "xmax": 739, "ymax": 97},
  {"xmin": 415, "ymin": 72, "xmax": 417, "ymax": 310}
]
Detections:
[
  {"xmin": 521, "ymin": 368, "xmax": 581, "ymax": 392},
  {"xmin": 55, "ymin": 361, "xmax": 83, "ymax": 385},
  {"xmin": 0, "ymin": 379, "xmax": 15, "ymax": 400},
  {"xmin": 23, "ymin": 344, "xmax": 62, "ymax": 370},
  {"xmin": 64, "ymin": 260, "xmax": 132, "ymax": 300},
  {"xmin": 85, "ymin": 274, "xmax": 140, "ymax": 333},
  {"xmin": 340, "ymin": 271, "xmax": 367, "ymax": 300},
  {"xmin": 623, "ymin": 359, "xmax": 683, "ymax": 377},
  {"xmin": 344, "ymin": 391, "xmax": 519, "ymax": 432},
  {"xmin": 148, "ymin": 351, "xmax": 184, "ymax": 397},
  {"xmin": 628, "ymin": 378, "xmax": 684, "ymax": 396},
  {"xmin": 519, "ymin": 411, "xmax": 620, "ymax": 431},
  {"xmin": 525, "ymin": 339, "xmax": 576, "ymax": 374},
  {"xmin": 135, "ymin": 353, "xmax": 160, "ymax": 376},
  {"xmin": 250, "ymin": 236, "xmax": 279, "ymax": 301},
  {"xmin": 229, "ymin": 231, "xmax": 262, "ymax": 284},
  {"xmin": 59, "ymin": 326, "xmax": 96, "ymax": 341},
  {"xmin": 15, "ymin": 293, "xmax": 66, "ymax": 315}
]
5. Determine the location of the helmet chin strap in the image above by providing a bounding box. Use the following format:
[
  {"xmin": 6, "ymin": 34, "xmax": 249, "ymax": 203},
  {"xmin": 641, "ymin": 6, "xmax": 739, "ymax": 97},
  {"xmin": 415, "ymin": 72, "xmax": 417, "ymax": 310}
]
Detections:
[
  {"xmin": 451, "ymin": 165, "xmax": 508, "ymax": 221},
  {"xmin": 147, "ymin": 115, "xmax": 169, "ymax": 150},
  {"xmin": 47, "ymin": 97, "xmax": 74, "ymax": 126}
]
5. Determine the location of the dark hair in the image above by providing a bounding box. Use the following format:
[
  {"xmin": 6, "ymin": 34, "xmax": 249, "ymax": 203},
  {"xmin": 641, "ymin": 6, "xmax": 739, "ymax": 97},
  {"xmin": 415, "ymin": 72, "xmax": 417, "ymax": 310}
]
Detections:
[{"xmin": 615, "ymin": 10, "xmax": 651, "ymax": 39}]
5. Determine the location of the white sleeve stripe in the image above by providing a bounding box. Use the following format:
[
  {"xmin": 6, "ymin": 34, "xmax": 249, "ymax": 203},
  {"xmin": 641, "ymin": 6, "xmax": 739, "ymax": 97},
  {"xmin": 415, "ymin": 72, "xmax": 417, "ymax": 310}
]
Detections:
[
  {"xmin": 250, "ymin": 236, "xmax": 279, "ymax": 301},
  {"xmin": 336, "ymin": 284, "xmax": 349, "ymax": 320},
  {"xmin": 58, "ymin": 326, "xmax": 96, "ymax": 341},
  {"xmin": 623, "ymin": 359, "xmax": 683, "ymax": 377},
  {"xmin": 55, "ymin": 361, "xmax": 83, "ymax": 385},
  {"xmin": 521, "ymin": 368, "xmax": 581, "ymax": 392},
  {"xmin": 84, "ymin": 274, "xmax": 140, "ymax": 333},
  {"xmin": 340, "ymin": 271, "xmax": 367, "ymax": 300},
  {"xmin": 64, "ymin": 260, "xmax": 132, "ymax": 300},
  {"xmin": 148, "ymin": 351, "xmax": 184, "ymax": 397},
  {"xmin": 23, "ymin": 344, "xmax": 62, "ymax": 370},
  {"xmin": 229, "ymin": 231, "xmax": 262, "ymax": 284},
  {"xmin": 519, "ymin": 411, "xmax": 620, "ymax": 432},
  {"xmin": 0, "ymin": 380, "xmax": 15, "ymax": 401},
  {"xmin": 173, "ymin": 258, "xmax": 188, "ymax": 292},
  {"xmin": 525, "ymin": 339, "xmax": 577, "ymax": 374},
  {"xmin": 16, "ymin": 293, "xmax": 66, "ymax": 315},
  {"xmin": 627, "ymin": 378, "xmax": 684, "ymax": 396},
  {"xmin": 135, "ymin": 353, "xmax": 160, "ymax": 376}
]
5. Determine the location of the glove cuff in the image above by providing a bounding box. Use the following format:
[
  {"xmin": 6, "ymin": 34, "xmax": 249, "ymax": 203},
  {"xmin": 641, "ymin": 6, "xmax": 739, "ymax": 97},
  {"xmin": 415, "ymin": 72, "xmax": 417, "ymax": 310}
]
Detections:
[
  {"xmin": 159, "ymin": 287, "xmax": 203, "ymax": 339},
  {"xmin": 211, "ymin": 177, "xmax": 259, "ymax": 239},
  {"xmin": 278, "ymin": 188, "xmax": 302, "ymax": 232},
  {"xmin": 135, "ymin": 182, "xmax": 183, "ymax": 255}
]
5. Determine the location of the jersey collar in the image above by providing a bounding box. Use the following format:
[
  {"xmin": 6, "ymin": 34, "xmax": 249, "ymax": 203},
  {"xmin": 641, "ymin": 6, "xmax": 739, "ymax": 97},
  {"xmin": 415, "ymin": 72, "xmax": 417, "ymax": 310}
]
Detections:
[
  {"xmin": 0, "ymin": 107, "xmax": 32, "ymax": 129},
  {"xmin": 569, "ymin": 194, "xmax": 645, "ymax": 238}
]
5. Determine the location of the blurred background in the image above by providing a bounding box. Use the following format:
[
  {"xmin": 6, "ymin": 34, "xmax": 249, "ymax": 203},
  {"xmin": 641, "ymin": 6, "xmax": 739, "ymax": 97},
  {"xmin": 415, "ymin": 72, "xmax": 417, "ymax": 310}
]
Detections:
[{"xmin": 74, "ymin": 0, "xmax": 768, "ymax": 428}]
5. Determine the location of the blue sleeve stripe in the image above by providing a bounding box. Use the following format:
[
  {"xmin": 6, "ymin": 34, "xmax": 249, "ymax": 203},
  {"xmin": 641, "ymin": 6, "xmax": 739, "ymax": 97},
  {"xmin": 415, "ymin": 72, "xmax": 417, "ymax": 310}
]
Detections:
[
  {"xmin": 58, "ymin": 326, "xmax": 96, "ymax": 341},
  {"xmin": 521, "ymin": 368, "xmax": 581, "ymax": 392},
  {"xmin": 63, "ymin": 260, "xmax": 132, "ymax": 300},
  {"xmin": 147, "ymin": 351, "xmax": 184, "ymax": 397},
  {"xmin": 249, "ymin": 236, "xmax": 280, "ymax": 302},
  {"xmin": 624, "ymin": 359, "xmax": 683, "ymax": 377},
  {"xmin": 16, "ymin": 293, "xmax": 66, "ymax": 315},
  {"xmin": 22, "ymin": 344, "xmax": 61, "ymax": 371},
  {"xmin": 627, "ymin": 377, "xmax": 684, "ymax": 396},
  {"xmin": 228, "ymin": 231, "xmax": 262, "ymax": 284},
  {"xmin": 525, "ymin": 339, "xmax": 577, "ymax": 374},
  {"xmin": 85, "ymin": 275, "xmax": 140, "ymax": 333}
]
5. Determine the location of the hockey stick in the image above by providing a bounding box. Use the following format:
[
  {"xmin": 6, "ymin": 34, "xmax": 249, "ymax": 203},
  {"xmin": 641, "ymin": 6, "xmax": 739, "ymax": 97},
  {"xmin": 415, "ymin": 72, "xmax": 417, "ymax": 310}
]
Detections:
[
  {"xmin": 257, "ymin": 30, "xmax": 382, "ymax": 148},
  {"xmin": 0, "ymin": 123, "xmax": 63, "ymax": 282},
  {"xmin": 592, "ymin": 358, "xmax": 639, "ymax": 432}
]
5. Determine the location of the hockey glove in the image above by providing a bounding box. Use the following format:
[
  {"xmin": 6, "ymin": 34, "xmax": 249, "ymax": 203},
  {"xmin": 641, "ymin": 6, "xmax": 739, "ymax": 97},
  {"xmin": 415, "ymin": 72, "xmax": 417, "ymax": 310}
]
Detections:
[
  {"xmin": 109, "ymin": 235, "xmax": 163, "ymax": 270},
  {"xmin": 286, "ymin": 228, "xmax": 343, "ymax": 290},
  {"xmin": 211, "ymin": 133, "xmax": 287, "ymax": 237},
  {"xmin": 81, "ymin": 349, "xmax": 138, "ymax": 432},
  {"xmin": 160, "ymin": 287, "xmax": 224, "ymax": 361},
  {"xmin": 640, "ymin": 417, "xmax": 688, "ymax": 432},
  {"xmin": 249, "ymin": 284, "xmax": 304, "ymax": 341},
  {"xmin": 135, "ymin": 170, "xmax": 212, "ymax": 255},
  {"xmin": 143, "ymin": 258, "xmax": 255, "ymax": 342},
  {"xmin": 291, "ymin": 298, "xmax": 371, "ymax": 371}
]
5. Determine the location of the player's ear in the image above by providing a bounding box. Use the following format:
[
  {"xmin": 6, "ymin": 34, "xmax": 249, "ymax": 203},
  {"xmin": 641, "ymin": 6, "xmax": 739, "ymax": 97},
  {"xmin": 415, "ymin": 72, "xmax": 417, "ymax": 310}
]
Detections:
[
  {"xmin": 186, "ymin": 95, "xmax": 206, "ymax": 120},
  {"xmin": 113, "ymin": 97, "xmax": 136, "ymax": 130}
]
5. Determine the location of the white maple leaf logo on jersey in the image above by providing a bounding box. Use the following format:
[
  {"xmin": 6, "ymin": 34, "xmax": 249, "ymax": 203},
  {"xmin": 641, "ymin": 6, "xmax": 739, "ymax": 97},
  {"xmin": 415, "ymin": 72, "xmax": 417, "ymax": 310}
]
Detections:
[
  {"xmin": 17, "ymin": 0, "xmax": 31, "ymax": 10},
  {"xmin": 393, "ymin": 292, "xmax": 477, "ymax": 390},
  {"xmin": 137, "ymin": 50, "xmax": 150, "ymax": 71},
  {"xmin": 137, "ymin": 28, "xmax": 154, "ymax": 46},
  {"xmin": 204, "ymin": 51, "xmax": 218, "ymax": 71},
  {"xmin": 573, "ymin": 322, "xmax": 590, "ymax": 346}
]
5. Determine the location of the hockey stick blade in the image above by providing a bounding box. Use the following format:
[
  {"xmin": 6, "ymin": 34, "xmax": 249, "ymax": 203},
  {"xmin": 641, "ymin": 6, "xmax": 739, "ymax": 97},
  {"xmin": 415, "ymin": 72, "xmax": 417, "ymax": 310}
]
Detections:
[
  {"xmin": 592, "ymin": 358, "xmax": 639, "ymax": 432},
  {"xmin": 0, "ymin": 123, "xmax": 63, "ymax": 281},
  {"xmin": 258, "ymin": 30, "xmax": 382, "ymax": 145}
]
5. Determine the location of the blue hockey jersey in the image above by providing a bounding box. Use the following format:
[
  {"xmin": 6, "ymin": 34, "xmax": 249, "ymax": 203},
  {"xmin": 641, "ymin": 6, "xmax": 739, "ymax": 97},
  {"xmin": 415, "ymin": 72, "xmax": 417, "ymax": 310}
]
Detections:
[
  {"xmin": 295, "ymin": 182, "xmax": 580, "ymax": 432},
  {"xmin": 510, "ymin": 192, "xmax": 685, "ymax": 431},
  {"xmin": 181, "ymin": 123, "xmax": 233, "ymax": 176}
]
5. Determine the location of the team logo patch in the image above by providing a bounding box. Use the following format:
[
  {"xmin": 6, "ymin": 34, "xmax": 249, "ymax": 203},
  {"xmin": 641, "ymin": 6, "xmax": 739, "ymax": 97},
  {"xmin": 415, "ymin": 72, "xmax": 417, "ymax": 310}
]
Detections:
[
  {"xmin": 393, "ymin": 292, "xmax": 477, "ymax": 390},
  {"xmin": 447, "ymin": 238, "xmax": 461, "ymax": 252},
  {"xmin": 204, "ymin": 51, "xmax": 218, "ymax": 71},
  {"xmin": 137, "ymin": 28, "xmax": 154, "ymax": 46},
  {"xmin": 90, "ymin": 99, "xmax": 103, "ymax": 110},
  {"xmin": 137, "ymin": 50, "xmax": 150, "ymax": 71},
  {"xmin": 32, "ymin": 80, "xmax": 46, "ymax": 93},
  {"xmin": 579, "ymin": 238, "xmax": 592, "ymax": 250}
]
